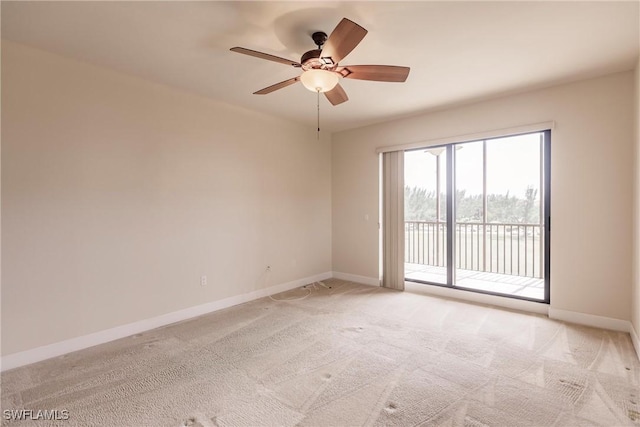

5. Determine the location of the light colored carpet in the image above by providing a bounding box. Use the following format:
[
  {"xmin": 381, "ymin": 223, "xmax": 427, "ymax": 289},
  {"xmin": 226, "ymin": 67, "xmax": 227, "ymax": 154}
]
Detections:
[{"xmin": 1, "ymin": 279, "xmax": 639, "ymax": 426}]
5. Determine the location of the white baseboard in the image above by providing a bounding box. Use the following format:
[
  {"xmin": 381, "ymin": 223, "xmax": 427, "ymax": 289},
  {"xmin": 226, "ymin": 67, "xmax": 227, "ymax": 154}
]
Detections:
[
  {"xmin": 405, "ymin": 283, "xmax": 640, "ymax": 361},
  {"xmin": 332, "ymin": 271, "xmax": 380, "ymax": 287},
  {"xmin": 404, "ymin": 282, "xmax": 550, "ymax": 315},
  {"xmin": 631, "ymin": 323, "xmax": 640, "ymax": 362},
  {"xmin": 1, "ymin": 271, "xmax": 332, "ymax": 372},
  {"xmin": 548, "ymin": 307, "xmax": 631, "ymax": 333},
  {"xmin": 548, "ymin": 308, "xmax": 639, "ymax": 360}
]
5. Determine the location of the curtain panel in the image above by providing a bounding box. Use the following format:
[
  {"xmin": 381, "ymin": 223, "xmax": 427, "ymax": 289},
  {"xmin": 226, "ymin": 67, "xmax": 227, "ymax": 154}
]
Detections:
[{"xmin": 382, "ymin": 151, "xmax": 405, "ymax": 290}]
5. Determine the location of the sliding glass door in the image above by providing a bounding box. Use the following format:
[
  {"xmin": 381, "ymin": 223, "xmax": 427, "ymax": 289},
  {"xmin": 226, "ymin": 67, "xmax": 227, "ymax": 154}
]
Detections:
[{"xmin": 404, "ymin": 130, "xmax": 550, "ymax": 303}]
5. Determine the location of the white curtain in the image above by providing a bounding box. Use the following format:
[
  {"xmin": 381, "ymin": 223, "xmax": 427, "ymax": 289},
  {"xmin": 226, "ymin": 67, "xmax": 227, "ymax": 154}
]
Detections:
[{"xmin": 382, "ymin": 151, "xmax": 405, "ymax": 290}]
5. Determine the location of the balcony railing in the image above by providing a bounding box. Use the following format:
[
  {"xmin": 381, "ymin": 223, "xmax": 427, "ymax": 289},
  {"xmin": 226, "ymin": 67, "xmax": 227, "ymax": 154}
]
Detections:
[{"xmin": 405, "ymin": 221, "xmax": 543, "ymax": 278}]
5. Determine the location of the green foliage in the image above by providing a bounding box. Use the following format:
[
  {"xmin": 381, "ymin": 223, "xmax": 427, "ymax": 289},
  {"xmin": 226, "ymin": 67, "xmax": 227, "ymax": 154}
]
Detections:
[
  {"xmin": 404, "ymin": 186, "xmax": 438, "ymax": 221},
  {"xmin": 405, "ymin": 185, "xmax": 540, "ymax": 224},
  {"xmin": 456, "ymin": 189, "xmax": 483, "ymax": 222}
]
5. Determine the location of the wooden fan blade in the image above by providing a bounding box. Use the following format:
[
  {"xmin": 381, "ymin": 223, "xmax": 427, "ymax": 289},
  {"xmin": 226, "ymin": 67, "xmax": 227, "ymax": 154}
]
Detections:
[
  {"xmin": 254, "ymin": 77, "xmax": 300, "ymax": 95},
  {"xmin": 339, "ymin": 65, "xmax": 410, "ymax": 82},
  {"xmin": 320, "ymin": 18, "xmax": 367, "ymax": 65},
  {"xmin": 231, "ymin": 47, "xmax": 301, "ymax": 68},
  {"xmin": 324, "ymin": 83, "xmax": 348, "ymax": 106}
]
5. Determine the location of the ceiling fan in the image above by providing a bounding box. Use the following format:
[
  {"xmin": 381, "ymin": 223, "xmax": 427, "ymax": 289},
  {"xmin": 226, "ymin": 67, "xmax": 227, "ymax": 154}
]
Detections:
[{"xmin": 230, "ymin": 18, "xmax": 410, "ymax": 106}]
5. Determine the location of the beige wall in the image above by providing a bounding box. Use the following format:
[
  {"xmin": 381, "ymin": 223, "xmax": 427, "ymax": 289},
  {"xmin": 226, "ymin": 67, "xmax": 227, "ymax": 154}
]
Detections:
[
  {"xmin": 333, "ymin": 72, "xmax": 635, "ymax": 321},
  {"xmin": 1, "ymin": 41, "xmax": 332, "ymax": 355},
  {"xmin": 633, "ymin": 57, "xmax": 640, "ymax": 336}
]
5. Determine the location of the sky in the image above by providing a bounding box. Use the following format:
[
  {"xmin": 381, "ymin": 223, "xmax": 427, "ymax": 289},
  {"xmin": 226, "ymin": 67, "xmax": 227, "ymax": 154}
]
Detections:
[{"xmin": 405, "ymin": 132, "xmax": 542, "ymax": 198}]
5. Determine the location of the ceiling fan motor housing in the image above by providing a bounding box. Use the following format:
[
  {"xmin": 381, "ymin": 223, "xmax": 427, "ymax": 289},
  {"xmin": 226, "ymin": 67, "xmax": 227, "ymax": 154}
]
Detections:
[
  {"xmin": 301, "ymin": 49, "xmax": 326, "ymax": 70},
  {"xmin": 301, "ymin": 32, "xmax": 336, "ymax": 71}
]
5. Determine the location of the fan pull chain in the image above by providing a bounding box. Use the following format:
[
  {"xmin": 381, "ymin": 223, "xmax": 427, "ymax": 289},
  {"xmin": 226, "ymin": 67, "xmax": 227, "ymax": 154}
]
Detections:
[{"xmin": 316, "ymin": 89, "xmax": 320, "ymax": 140}]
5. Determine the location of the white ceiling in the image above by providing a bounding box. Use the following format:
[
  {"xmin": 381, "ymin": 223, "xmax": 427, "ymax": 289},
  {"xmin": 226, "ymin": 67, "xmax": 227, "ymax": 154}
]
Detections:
[{"xmin": 2, "ymin": 1, "xmax": 639, "ymax": 132}]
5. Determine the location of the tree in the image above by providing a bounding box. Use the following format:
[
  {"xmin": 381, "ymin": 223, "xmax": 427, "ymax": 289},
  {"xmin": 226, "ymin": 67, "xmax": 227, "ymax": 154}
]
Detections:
[
  {"xmin": 404, "ymin": 186, "xmax": 437, "ymax": 221},
  {"xmin": 405, "ymin": 185, "xmax": 540, "ymax": 224},
  {"xmin": 456, "ymin": 190, "xmax": 482, "ymax": 222},
  {"xmin": 521, "ymin": 186, "xmax": 539, "ymax": 224}
]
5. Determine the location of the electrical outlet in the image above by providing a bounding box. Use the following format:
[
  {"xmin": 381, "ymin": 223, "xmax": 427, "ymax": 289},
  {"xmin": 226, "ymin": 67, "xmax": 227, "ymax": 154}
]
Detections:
[{"xmin": 200, "ymin": 276, "xmax": 207, "ymax": 286}]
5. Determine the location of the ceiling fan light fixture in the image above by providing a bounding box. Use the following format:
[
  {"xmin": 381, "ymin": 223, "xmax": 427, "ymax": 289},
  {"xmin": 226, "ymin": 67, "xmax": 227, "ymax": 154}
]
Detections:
[{"xmin": 300, "ymin": 69, "xmax": 339, "ymax": 93}]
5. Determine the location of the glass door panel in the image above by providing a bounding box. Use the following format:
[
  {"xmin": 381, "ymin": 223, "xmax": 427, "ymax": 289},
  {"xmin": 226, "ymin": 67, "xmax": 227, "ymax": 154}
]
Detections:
[
  {"xmin": 484, "ymin": 134, "xmax": 544, "ymax": 299},
  {"xmin": 454, "ymin": 141, "xmax": 485, "ymax": 289},
  {"xmin": 404, "ymin": 148, "xmax": 447, "ymax": 285}
]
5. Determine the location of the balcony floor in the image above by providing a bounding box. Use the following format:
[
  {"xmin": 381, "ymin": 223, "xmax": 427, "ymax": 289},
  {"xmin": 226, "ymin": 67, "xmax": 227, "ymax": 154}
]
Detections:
[{"xmin": 405, "ymin": 263, "xmax": 545, "ymax": 300}]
